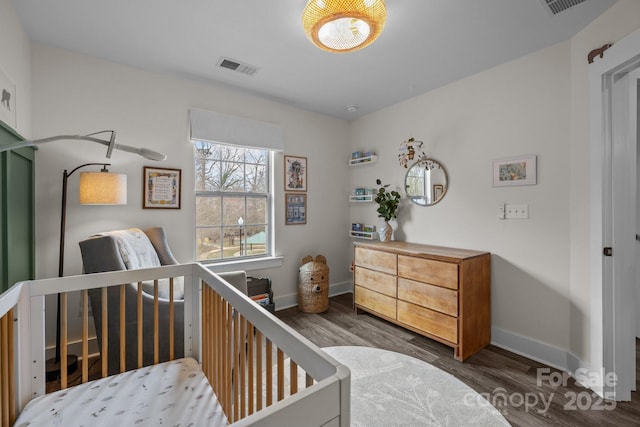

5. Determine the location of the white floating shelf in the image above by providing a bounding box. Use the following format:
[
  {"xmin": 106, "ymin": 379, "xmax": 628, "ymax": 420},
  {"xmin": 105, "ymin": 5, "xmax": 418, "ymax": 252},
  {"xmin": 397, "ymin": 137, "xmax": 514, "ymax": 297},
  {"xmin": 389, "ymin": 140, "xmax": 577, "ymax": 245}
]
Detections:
[
  {"xmin": 349, "ymin": 155, "xmax": 378, "ymax": 166},
  {"xmin": 349, "ymin": 230, "xmax": 377, "ymax": 240},
  {"xmin": 349, "ymin": 195, "xmax": 374, "ymax": 203}
]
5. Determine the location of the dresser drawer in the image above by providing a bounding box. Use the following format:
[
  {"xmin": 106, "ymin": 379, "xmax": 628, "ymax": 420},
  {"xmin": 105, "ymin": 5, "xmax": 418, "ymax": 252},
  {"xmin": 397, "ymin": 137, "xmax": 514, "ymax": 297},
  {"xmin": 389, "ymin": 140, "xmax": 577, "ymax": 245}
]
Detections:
[
  {"xmin": 355, "ymin": 286, "xmax": 396, "ymax": 319},
  {"xmin": 397, "ymin": 300, "xmax": 458, "ymax": 344},
  {"xmin": 355, "ymin": 247, "xmax": 397, "ymax": 275},
  {"xmin": 398, "ymin": 255, "xmax": 458, "ymax": 290},
  {"xmin": 355, "ymin": 266, "xmax": 396, "ymax": 297},
  {"xmin": 397, "ymin": 277, "xmax": 458, "ymax": 317}
]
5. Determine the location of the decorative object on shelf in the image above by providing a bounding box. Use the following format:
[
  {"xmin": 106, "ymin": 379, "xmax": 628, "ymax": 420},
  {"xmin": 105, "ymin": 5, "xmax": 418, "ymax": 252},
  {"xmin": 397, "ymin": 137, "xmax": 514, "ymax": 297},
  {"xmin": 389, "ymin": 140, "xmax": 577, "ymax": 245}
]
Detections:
[
  {"xmin": 143, "ymin": 166, "xmax": 181, "ymax": 209},
  {"xmin": 285, "ymin": 155, "xmax": 307, "ymax": 191},
  {"xmin": 298, "ymin": 254, "xmax": 329, "ymax": 313},
  {"xmin": 398, "ymin": 137, "xmax": 424, "ymax": 168},
  {"xmin": 350, "ymin": 187, "xmax": 375, "ymax": 202},
  {"xmin": 285, "ymin": 193, "xmax": 307, "ymax": 225},
  {"xmin": 0, "ymin": 66, "xmax": 16, "ymax": 130},
  {"xmin": 405, "ymin": 157, "xmax": 448, "ymax": 206},
  {"xmin": 374, "ymin": 178, "xmax": 400, "ymax": 242},
  {"xmin": 302, "ymin": 0, "xmax": 387, "ymax": 53},
  {"xmin": 492, "ymin": 155, "xmax": 537, "ymax": 187}
]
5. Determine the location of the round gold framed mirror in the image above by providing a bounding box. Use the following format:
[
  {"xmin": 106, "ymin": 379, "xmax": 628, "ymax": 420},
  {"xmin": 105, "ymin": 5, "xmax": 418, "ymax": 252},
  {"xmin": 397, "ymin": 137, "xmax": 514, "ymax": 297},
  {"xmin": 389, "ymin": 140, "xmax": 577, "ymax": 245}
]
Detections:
[{"xmin": 404, "ymin": 158, "xmax": 448, "ymax": 206}]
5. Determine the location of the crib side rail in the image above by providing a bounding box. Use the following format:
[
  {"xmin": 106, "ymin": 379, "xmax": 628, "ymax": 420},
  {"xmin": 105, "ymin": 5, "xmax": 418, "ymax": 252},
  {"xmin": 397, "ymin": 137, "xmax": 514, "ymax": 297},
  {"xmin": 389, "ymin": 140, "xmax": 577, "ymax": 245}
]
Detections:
[{"xmin": 195, "ymin": 266, "xmax": 350, "ymax": 427}]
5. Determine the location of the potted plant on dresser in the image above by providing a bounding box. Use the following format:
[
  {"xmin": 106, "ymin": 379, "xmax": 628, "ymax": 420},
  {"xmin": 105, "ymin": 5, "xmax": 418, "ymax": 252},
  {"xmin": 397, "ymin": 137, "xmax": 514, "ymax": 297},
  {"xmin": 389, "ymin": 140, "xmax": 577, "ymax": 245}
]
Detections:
[{"xmin": 374, "ymin": 178, "xmax": 401, "ymax": 242}]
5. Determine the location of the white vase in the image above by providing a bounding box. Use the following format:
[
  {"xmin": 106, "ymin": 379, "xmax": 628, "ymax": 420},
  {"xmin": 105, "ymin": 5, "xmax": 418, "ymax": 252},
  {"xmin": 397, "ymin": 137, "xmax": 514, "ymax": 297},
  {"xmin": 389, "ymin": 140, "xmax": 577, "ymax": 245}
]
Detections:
[{"xmin": 378, "ymin": 220, "xmax": 393, "ymax": 242}]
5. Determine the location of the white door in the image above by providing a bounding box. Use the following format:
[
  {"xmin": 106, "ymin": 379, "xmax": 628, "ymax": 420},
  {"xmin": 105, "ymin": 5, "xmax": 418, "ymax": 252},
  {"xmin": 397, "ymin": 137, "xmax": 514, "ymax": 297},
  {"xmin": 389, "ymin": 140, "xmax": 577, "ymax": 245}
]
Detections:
[{"xmin": 590, "ymin": 29, "xmax": 640, "ymax": 401}]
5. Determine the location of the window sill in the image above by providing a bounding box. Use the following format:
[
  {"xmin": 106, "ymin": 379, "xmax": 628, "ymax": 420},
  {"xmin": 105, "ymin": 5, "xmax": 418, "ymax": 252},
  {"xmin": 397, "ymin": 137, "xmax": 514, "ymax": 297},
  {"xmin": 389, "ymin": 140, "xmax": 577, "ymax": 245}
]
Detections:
[{"xmin": 202, "ymin": 256, "xmax": 284, "ymax": 273}]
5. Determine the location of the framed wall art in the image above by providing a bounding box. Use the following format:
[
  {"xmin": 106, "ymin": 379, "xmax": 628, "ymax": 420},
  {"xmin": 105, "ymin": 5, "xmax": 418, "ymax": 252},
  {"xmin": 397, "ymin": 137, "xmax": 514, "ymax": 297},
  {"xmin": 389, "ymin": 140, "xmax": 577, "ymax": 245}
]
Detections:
[
  {"xmin": 284, "ymin": 155, "xmax": 307, "ymax": 192},
  {"xmin": 143, "ymin": 166, "xmax": 182, "ymax": 209},
  {"xmin": 285, "ymin": 193, "xmax": 307, "ymax": 225},
  {"xmin": 492, "ymin": 155, "xmax": 537, "ymax": 187},
  {"xmin": 0, "ymin": 67, "xmax": 16, "ymax": 130}
]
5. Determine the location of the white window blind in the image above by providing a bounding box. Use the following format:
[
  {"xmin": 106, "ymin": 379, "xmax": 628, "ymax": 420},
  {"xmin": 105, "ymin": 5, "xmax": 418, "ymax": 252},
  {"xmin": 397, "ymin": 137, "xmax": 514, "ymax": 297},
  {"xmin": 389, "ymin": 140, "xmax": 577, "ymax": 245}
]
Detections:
[{"xmin": 189, "ymin": 108, "xmax": 284, "ymax": 151}]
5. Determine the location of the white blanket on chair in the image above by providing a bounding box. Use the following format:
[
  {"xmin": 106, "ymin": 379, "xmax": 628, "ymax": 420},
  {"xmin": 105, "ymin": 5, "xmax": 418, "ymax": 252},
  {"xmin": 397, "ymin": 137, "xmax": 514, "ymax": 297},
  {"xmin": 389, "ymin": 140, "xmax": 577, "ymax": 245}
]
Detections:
[
  {"xmin": 105, "ymin": 228, "xmax": 184, "ymax": 300},
  {"xmin": 111, "ymin": 228, "xmax": 161, "ymax": 270}
]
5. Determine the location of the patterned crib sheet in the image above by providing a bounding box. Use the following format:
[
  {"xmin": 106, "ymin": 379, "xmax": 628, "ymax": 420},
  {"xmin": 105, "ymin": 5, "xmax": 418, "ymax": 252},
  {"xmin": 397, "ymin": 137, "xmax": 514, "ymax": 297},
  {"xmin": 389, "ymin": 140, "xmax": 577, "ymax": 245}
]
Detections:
[{"xmin": 15, "ymin": 357, "xmax": 228, "ymax": 427}]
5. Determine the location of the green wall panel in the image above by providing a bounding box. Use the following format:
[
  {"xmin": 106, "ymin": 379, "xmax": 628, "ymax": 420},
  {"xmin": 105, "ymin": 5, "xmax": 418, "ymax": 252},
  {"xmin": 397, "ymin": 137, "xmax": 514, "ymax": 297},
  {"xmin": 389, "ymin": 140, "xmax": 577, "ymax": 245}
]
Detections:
[{"xmin": 0, "ymin": 121, "xmax": 35, "ymax": 292}]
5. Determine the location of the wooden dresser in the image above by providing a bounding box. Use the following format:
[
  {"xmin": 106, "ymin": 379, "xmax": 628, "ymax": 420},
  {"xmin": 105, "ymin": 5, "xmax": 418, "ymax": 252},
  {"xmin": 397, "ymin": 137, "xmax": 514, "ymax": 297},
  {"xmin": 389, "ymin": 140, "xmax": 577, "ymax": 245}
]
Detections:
[{"xmin": 353, "ymin": 241, "xmax": 491, "ymax": 361}]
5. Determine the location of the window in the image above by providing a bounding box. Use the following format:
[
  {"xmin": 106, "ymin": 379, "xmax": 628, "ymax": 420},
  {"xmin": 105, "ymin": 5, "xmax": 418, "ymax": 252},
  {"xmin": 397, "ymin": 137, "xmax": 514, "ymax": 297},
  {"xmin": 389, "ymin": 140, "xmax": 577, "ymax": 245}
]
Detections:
[{"xmin": 194, "ymin": 141, "xmax": 271, "ymax": 262}]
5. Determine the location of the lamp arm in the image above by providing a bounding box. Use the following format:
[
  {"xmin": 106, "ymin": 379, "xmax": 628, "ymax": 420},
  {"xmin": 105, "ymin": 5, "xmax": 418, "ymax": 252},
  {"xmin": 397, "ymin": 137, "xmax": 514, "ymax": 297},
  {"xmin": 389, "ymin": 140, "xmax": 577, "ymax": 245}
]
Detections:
[{"xmin": 0, "ymin": 131, "xmax": 167, "ymax": 161}]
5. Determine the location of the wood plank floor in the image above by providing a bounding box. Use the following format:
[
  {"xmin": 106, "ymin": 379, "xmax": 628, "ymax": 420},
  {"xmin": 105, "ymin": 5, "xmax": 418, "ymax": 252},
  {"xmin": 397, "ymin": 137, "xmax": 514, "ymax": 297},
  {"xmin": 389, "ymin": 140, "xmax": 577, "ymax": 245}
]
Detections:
[{"xmin": 276, "ymin": 294, "xmax": 640, "ymax": 427}]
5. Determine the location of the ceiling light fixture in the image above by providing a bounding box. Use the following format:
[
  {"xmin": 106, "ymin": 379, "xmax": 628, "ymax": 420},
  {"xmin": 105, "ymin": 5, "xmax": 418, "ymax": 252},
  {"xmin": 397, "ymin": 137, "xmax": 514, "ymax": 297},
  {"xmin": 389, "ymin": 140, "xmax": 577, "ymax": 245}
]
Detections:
[{"xmin": 302, "ymin": 0, "xmax": 387, "ymax": 53}]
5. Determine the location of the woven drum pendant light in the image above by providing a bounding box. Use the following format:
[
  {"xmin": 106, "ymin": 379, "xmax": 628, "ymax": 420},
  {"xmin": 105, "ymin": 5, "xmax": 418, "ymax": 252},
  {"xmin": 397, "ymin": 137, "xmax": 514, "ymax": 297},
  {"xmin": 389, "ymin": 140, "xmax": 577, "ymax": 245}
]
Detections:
[{"xmin": 302, "ymin": 0, "xmax": 387, "ymax": 53}]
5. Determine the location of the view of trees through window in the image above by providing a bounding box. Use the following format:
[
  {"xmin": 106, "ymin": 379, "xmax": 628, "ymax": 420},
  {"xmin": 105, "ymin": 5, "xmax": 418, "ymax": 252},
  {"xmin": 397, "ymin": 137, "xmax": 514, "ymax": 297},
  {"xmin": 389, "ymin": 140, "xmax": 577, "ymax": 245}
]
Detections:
[{"xmin": 194, "ymin": 141, "xmax": 269, "ymax": 261}]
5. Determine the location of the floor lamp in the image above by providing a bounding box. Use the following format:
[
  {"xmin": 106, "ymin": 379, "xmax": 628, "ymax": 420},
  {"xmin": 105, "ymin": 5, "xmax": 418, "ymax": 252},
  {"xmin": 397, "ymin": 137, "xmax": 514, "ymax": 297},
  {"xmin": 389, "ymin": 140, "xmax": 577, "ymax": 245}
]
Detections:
[{"xmin": 45, "ymin": 163, "xmax": 128, "ymax": 381}]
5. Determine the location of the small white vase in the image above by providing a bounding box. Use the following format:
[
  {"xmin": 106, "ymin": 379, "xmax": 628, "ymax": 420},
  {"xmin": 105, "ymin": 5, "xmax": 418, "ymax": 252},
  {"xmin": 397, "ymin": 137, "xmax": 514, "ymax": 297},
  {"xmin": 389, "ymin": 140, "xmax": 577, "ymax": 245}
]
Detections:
[{"xmin": 378, "ymin": 220, "xmax": 393, "ymax": 242}]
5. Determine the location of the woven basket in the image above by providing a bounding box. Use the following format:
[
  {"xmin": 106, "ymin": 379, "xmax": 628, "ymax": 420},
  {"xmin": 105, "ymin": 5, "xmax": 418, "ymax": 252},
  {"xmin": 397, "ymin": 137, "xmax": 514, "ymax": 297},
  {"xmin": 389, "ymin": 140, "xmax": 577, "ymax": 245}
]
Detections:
[{"xmin": 298, "ymin": 255, "xmax": 329, "ymax": 313}]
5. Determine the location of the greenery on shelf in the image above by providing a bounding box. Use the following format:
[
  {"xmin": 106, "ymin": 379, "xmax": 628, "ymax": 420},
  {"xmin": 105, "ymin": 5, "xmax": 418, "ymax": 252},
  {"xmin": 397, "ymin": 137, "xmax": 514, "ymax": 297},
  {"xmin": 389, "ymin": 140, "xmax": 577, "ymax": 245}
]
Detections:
[{"xmin": 374, "ymin": 179, "xmax": 401, "ymax": 221}]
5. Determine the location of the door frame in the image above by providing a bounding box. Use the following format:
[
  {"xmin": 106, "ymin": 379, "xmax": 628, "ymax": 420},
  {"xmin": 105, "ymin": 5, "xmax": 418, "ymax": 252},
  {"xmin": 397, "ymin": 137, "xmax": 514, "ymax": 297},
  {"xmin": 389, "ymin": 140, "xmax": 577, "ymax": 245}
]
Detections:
[{"xmin": 589, "ymin": 28, "xmax": 640, "ymax": 400}]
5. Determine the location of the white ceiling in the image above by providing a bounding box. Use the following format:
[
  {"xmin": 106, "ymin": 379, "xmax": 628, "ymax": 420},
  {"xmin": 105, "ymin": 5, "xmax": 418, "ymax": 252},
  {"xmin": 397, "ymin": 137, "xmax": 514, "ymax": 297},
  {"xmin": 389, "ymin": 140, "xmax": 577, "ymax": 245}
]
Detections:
[{"xmin": 11, "ymin": 0, "xmax": 617, "ymax": 120}]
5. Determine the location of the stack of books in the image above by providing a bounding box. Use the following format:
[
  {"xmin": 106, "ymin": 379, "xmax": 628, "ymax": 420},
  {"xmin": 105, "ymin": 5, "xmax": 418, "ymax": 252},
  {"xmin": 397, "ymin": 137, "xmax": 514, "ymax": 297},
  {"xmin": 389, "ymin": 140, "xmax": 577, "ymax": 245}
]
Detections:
[{"xmin": 250, "ymin": 292, "xmax": 271, "ymax": 307}]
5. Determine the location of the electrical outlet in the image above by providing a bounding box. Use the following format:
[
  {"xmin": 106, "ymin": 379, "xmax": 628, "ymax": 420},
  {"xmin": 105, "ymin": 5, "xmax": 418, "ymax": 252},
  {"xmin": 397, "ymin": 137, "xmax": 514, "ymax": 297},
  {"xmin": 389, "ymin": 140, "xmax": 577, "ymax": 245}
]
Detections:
[{"xmin": 505, "ymin": 203, "xmax": 529, "ymax": 219}]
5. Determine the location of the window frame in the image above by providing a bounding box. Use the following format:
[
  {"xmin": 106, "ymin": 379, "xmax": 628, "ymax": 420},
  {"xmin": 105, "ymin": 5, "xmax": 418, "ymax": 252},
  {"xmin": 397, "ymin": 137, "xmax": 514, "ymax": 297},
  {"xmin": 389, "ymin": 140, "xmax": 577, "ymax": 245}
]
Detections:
[{"xmin": 194, "ymin": 141, "xmax": 273, "ymax": 264}]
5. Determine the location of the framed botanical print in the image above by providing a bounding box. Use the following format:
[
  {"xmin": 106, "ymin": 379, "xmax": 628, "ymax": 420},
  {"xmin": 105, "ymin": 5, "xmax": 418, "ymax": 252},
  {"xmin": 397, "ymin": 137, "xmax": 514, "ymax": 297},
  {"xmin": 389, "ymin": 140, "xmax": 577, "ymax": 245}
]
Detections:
[
  {"xmin": 284, "ymin": 155, "xmax": 307, "ymax": 192},
  {"xmin": 492, "ymin": 155, "xmax": 537, "ymax": 187},
  {"xmin": 285, "ymin": 193, "xmax": 307, "ymax": 225},
  {"xmin": 143, "ymin": 166, "xmax": 181, "ymax": 209}
]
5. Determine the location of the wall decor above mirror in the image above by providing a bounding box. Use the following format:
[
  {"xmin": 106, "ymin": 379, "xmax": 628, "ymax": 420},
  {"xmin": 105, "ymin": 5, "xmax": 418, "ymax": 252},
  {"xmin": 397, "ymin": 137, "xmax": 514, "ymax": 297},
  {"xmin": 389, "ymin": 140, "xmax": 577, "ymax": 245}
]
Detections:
[{"xmin": 404, "ymin": 158, "xmax": 448, "ymax": 206}]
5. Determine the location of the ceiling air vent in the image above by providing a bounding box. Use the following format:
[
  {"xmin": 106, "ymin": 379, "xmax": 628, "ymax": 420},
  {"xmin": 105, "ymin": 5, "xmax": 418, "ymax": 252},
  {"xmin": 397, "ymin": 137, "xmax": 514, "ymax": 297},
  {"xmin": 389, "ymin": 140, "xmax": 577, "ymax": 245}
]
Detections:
[
  {"xmin": 541, "ymin": 0, "xmax": 587, "ymax": 15},
  {"xmin": 217, "ymin": 57, "xmax": 259, "ymax": 76}
]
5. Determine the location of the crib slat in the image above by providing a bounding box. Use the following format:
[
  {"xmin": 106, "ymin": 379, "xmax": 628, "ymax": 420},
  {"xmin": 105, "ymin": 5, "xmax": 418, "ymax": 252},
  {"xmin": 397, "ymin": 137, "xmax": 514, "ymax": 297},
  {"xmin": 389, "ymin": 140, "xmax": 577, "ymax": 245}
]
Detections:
[
  {"xmin": 101, "ymin": 287, "xmax": 108, "ymax": 378},
  {"xmin": 119, "ymin": 285, "xmax": 126, "ymax": 373},
  {"xmin": 82, "ymin": 290, "xmax": 89, "ymax": 383},
  {"xmin": 7, "ymin": 309, "xmax": 14, "ymax": 426},
  {"xmin": 137, "ymin": 282, "xmax": 143, "ymax": 369},
  {"xmin": 202, "ymin": 284, "xmax": 210, "ymax": 381},
  {"xmin": 266, "ymin": 339, "xmax": 273, "ymax": 407},
  {"xmin": 153, "ymin": 280, "xmax": 159, "ymax": 365},
  {"xmin": 277, "ymin": 348, "xmax": 284, "ymax": 402},
  {"xmin": 239, "ymin": 315, "xmax": 247, "ymax": 420},
  {"xmin": 225, "ymin": 302, "xmax": 232, "ymax": 419},
  {"xmin": 256, "ymin": 330, "xmax": 263, "ymax": 411},
  {"xmin": 247, "ymin": 322, "xmax": 254, "ymax": 416},
  {"xmin": 60, "ymin": 292, "xmax": 68, "ymax": 389},
  {"xmin": 290, "ymin": 360, "xmax": 298, "ymax": 396},
  {"xmin": 1, "ymin": 313, "xmax": 9, "ymax": 427},
  {"xmin": 233, "ymin": 311, "xmax": 240, "ymax": 422},
  {"xmin": 169, "ymin": 277, "xmax": 175, "ymax": 361}
]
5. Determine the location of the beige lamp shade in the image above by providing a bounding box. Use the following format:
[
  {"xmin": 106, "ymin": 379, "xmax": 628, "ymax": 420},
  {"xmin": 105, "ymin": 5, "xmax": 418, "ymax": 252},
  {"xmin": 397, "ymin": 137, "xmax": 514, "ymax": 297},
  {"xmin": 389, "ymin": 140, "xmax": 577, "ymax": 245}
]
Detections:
[
  {"xmin": 302, "ymin": 0, "xmax": 387, "ymax": 53},
  {"xmin": 79, "ymin": 171, "xmax": 127, "ymax": 205}
]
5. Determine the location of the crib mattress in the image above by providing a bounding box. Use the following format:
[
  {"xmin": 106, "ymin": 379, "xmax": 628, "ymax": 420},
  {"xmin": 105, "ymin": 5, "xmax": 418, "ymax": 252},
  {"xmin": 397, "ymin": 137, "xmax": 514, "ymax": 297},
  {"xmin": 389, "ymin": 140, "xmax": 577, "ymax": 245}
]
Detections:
[{"xmin": 15, "ymin": 357, "xmax": 228, "ymax": 427}]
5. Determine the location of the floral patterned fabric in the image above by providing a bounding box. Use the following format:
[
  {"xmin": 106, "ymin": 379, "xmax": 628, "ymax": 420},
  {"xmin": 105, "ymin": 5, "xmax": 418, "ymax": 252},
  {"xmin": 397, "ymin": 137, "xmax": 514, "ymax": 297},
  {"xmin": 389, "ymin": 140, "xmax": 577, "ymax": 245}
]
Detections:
[{"xmin": 15, "ymin": 358, "xmax": 227, "ymax": 427}]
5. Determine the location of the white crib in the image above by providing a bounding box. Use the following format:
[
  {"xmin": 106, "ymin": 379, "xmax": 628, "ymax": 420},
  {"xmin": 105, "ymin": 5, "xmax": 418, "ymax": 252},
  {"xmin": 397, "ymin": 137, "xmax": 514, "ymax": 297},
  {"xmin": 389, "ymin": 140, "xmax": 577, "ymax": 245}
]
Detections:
[{"xmin": 0, "ymin": 263, "xmax": 350, "ymax": 426}]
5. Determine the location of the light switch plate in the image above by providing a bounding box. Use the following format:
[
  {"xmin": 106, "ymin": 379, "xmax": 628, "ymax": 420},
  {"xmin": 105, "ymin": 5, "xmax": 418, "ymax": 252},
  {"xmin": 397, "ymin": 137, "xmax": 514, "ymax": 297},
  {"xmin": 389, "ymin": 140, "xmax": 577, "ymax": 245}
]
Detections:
[
  {"xmin": 505, "ymin": 203, "xmax": 529, "ymax": 219},
  {"xmin": 497, "ymin": 204, "xmax": 505, "ymax": 219}
]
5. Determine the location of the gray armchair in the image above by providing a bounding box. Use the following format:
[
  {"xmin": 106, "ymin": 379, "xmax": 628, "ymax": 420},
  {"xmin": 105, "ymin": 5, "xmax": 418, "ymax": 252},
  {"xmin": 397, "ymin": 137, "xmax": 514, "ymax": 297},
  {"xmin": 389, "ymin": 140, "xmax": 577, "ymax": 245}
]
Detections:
[{"xmin": 79, "ymin": 227, "xmax": 247, "ymax": 375}]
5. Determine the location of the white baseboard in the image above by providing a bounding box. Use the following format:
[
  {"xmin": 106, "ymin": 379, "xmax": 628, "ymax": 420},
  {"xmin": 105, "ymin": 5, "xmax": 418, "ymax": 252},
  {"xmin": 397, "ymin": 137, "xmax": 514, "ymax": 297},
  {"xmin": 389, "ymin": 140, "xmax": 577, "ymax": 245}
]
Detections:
[
  {"xmin": 274, "ymin": 281, "xmax": 352, "ymax": 311},
  {"xmin": 492, "ymin": 326, "xmax": 579, "ymax": 373},
  {"xmin": 45, "ymin": 339, "xmax": 100, "ymax": 361}
]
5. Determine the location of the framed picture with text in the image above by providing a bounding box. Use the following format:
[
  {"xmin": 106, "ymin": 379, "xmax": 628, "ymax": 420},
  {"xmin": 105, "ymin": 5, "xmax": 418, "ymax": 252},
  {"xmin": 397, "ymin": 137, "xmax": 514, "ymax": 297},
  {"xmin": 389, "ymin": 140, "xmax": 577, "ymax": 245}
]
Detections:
[
  {"xmin": 285, "ymin": 193, "xmax": 307, "ymax": 225},
  {"xmin": 143, "ymin": 166, "xmax": 181, "ymax": 209}
]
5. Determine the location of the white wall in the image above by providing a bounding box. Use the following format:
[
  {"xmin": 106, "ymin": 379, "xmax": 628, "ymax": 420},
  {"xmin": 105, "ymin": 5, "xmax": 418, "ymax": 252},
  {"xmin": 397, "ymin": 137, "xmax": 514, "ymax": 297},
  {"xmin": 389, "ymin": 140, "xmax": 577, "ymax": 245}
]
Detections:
[
  {"xmin": 350, "ymin": 42, "xmax": 572, "ymax": 361},
  {"xmin": 0, "ymin": 0, "xmax": 31, "ymax": 137},
  {"xmin": 350, "ymin": 0, "xmax": 640, "ymax": 373},
  {"xmin": 31, "ymin": 44, "xmax": 352, "ymax": 346}
]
